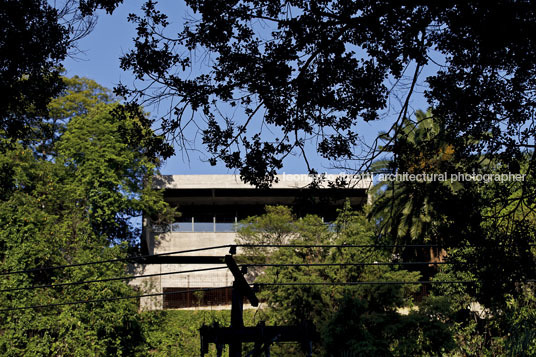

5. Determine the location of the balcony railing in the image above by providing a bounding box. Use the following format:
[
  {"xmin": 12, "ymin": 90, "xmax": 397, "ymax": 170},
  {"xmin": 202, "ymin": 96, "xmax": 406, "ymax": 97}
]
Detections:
[
  {"xmin": 152, "ymin": 218, "xmax": 335, "ymax": 233},
  {"xmin": 152, "ymin": 218, "xmax": 238, "ymax": 233}
]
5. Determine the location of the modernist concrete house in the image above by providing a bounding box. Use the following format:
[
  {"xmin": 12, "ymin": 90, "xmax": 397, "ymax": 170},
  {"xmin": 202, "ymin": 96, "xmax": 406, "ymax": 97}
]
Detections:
[{"xmin": 133, "ymin": 174, "xmax": 372, "ymax": 310}]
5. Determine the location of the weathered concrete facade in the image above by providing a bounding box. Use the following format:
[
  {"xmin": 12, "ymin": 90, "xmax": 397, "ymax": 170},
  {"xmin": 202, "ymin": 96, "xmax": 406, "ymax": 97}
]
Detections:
[{"xmin": 133, "ymin": 174, "xmax": 371, "ymax": 310}]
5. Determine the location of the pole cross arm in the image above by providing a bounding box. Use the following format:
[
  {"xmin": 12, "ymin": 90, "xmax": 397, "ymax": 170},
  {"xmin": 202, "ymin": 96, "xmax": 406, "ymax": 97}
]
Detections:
[
  {"xmin": 225, "ymin": 255, "xmax": 259, "ymax": 307},
  {"xmin": 200, "ymin": 324, "xmax": 317, "ymax": 344},
  {"xmin": 132, "ymin": 255, "xmax": 226, "ymax": 264}
]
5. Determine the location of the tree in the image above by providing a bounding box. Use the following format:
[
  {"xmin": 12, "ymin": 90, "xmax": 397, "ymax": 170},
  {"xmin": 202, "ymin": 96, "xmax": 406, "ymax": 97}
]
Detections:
[
  {"xmin": 421, "ymin": 154, "xmax": 536, "ymax": 355},
  {"xmin": 0, "ymin": 0, "xmax": 124, "ymax": 146},
  {"xmin": 0, "ymin": 0, "xmax": 67, "ymax": 143},
  {"xmin": 367, "ymin": 109, "xmax": 484, "ymax": 270},
  {"xmin": 370, "ymin": 110, "xmax": 450, "ymax": 244},
  {"xmin": 0, "ymin": 141, "xmax": 146, "ymax": 356},
  {"xmin": 50, "ymin": 76, "xmax": 173, "ymax": 244},
  {"xmin": 0, "ymin": 76, "xmax": 172, "ymax": 355},
  {"xmin": 55, "ymin": 101, "xmax": 172, "ymax": 243},
  {"xmin": 429, "ymin": 247, "xmax": 536, "ymax": 355},
  {"xmin": 116, "ymin": 0, "xmax": 536, "ymax": 187}
]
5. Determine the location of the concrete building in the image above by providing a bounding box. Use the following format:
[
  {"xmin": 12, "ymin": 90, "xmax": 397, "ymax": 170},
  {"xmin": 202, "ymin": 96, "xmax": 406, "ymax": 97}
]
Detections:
[{"xmin": 133, "ymin": 174, "xmax": 372, "ymax": 310}]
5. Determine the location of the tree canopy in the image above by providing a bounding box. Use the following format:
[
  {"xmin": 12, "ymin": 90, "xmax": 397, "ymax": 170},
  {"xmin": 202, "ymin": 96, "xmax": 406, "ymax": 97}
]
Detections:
[
  {"xmin": 114, "ymin": 0, "xmax": 536, "ymax": 186},
  {"xmin": 0, "ymin": 0, "xmax": 126, "ymax": 146},
  {"xmin": 0, "ymin": 0, "xmax": 67, "ymax": 142}
]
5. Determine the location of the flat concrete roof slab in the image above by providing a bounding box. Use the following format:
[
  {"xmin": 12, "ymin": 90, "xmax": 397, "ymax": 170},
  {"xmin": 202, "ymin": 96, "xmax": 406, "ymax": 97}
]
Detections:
[{"xmin": 154, "ymin": 174, "xmax": 372, "ymax": 190}]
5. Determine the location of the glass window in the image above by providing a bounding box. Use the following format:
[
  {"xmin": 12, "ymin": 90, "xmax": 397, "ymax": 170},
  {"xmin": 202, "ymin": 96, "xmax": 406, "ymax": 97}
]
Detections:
[
  {"xmin": 214, "ymin": 215, "xmax": 236, "ymax": 232},
  {"xmin": 215, "ymin": 222, "xmax": 235, "ymax": 232},
  {"xmin": 171, "ymin": 222, "xmax": 193, "ymax": 232},
  {"xmin": 194, "ymin": 221, "xmax": 214, "ymax": 232}
]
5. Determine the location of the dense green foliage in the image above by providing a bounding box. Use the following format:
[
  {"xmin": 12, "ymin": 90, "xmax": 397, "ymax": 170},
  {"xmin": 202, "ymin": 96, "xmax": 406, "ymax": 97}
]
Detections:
[
  {"xmin": 237, "ymin": 204, "xmax": 454, "ymax": 356},
  {"xmin": 368, "ymin": 109, "xmax": 536, "ymax": 355},
  {"xmin": 140, "ymin": 309, "xmax": 256, "ymax": 356},
  {"xmin": 370, "ymin": 109, "xmax": 460, "ymax": 245},
  {"xmin": 0, "ymin": 76, "xmax": 172, "ymax": 355},
  {"xmin": 235, "ymin": 196, "xmax": 536, "ymax": 355}
]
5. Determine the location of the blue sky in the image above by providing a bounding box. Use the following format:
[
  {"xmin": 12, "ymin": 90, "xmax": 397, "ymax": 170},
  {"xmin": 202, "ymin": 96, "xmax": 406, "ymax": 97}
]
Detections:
[{"xmin": 62, "ymin": 1, "xmax": 433, "ymax": 176}]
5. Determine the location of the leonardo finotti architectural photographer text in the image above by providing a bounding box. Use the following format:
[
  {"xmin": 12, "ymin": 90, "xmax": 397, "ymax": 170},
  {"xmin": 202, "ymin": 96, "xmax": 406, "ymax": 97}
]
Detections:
[
  {"xmin": 279, "ymin": 172, "xmax": 525, "ymax": 183},
  {"xmin": 377, "ymin": 172, "xmax": 525, "ymax": 183}
]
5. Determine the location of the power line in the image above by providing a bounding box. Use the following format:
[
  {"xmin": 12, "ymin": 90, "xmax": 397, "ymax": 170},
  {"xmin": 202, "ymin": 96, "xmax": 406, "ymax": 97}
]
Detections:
[
  {"xmin": 0, "ymin": 261, "xmax": 464, "ymax": 294},
  {"xmin": 0, "ymin": 244, "xmax": 439, "ymax": 277},
  {"xmin": 238, "ymin": 243, "xmax": 536, "ymax": 248},
  {"xmin": 254, "ymin": 280, "xmax": 476, "ymax": 287},
  {"xmin": 243, "ymin": 261, "xmax": 461, "ymax": 267},
  {"xmin": 0, "ymin": 266, "xmax": 228, "ymax": 293},
  {"xmin": 0, "ymin": 244, "xmax": 232, "ymax": 277},
  {"xmin": 0, "ymin": 286, "xmax": 232, "ymax": 313},
  {"xmin": 1, "ymin": 276, "xmax": 530, "ymax": 312},
  {"xmin": 5, "ymin": 259, "xmax": 529, "ymax": 294},
  {"xmin": 0, "ymin": 259, "xmax": 487, "ymax": 294},
  {"xmin": 3, "ymin": 242, "xmax": 533, "ymax": 278},
  {"xmin": 1, "ymin": 281, "xmax": 476, "ymax": 313},
  {"xmin": 238, "ymin": 244, "xmax": 441, "ymax": 249}
]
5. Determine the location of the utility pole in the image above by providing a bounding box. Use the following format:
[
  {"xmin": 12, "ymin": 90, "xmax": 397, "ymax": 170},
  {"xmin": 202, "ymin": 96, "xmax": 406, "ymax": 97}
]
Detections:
[
  {"xmin": 200, "ymin": 254, "xmax": 316, "ymax": 357},
  {"xmin": 227, "ymin": 254, "xmax": 258, "ymax": 356},
  {"xmin": 138, "ymin": 248, "xmax": 316, "ymax": 356}
]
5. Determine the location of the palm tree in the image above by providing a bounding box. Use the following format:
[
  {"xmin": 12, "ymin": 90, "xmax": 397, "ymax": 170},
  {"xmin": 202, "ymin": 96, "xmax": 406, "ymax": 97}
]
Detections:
[{"xmin": 369, "ymin": 109, "xmax": 460, "ymax": 263}]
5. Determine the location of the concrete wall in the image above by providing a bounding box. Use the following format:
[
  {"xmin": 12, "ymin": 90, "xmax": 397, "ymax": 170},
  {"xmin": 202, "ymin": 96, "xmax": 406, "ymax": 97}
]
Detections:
[
  {"xmin": 154, "ymin": 174, "xmax": 373, "ymax": 190},
  {"xmin": 132, "ymin": 231, "xmax": 237, "ymax": 310}
]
